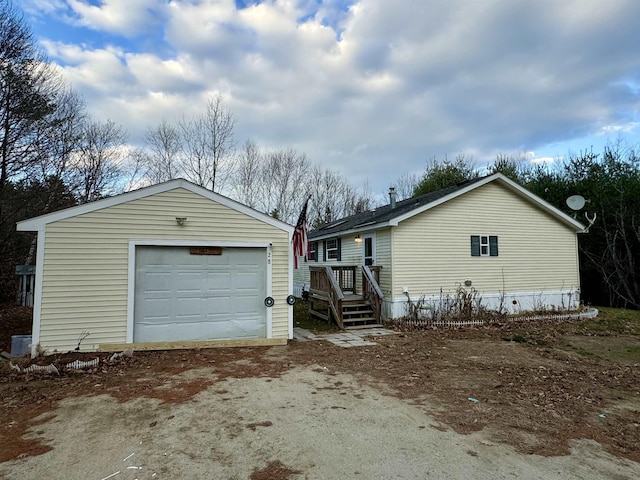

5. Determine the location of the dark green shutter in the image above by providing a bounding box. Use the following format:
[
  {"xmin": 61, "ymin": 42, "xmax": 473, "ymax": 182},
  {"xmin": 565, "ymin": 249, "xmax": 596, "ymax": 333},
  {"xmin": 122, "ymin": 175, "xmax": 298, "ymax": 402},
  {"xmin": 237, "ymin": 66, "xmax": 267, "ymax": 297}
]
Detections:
[
  {"xmin": 470, "ymin": 235, "xmax": 480, "ymax": 256},
  {"xmin": 489, "ymin": 236, "xmax": 499, "ymax": 256},
  {"xmin": 337, "ymin": 238, "xmax": 342, "ymax": 261},
  {"xmin": 323, "ymin": 240, "xmax": 326, "ymax": 261},
  {"xmin": 313, "ymin": 242, "xmax": 318, "ymax": 262}
]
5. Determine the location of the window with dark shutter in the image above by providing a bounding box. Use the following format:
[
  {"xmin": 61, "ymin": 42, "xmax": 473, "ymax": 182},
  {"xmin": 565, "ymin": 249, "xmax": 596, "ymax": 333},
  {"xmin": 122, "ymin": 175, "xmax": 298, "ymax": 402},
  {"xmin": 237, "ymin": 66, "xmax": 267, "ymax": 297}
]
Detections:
[
  {"xmin": 309, "ymin": 242, "xmax": 318, "ymax": 261},
  {"xmin": 471, "ymin": 235, "xmax": 480, "ymax": 256},
  {"xmin": 489, "ymin": 236, "xmax": 498, "ymax": 256},
  {"xmin": 471, "ymin": 235, "xmax": 498, "ymax": 257}
]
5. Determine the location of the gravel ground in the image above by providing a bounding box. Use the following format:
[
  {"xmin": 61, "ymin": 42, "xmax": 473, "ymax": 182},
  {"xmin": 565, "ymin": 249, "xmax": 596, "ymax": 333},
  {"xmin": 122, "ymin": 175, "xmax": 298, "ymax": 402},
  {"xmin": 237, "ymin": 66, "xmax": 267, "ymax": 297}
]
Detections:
[
  {"xmin": 1, "ymin": 307, "xmax": 639, "ymax": 479},
  {"xmin": 1, "ymin": 364, "xmax": 638, "ymax": 480}
]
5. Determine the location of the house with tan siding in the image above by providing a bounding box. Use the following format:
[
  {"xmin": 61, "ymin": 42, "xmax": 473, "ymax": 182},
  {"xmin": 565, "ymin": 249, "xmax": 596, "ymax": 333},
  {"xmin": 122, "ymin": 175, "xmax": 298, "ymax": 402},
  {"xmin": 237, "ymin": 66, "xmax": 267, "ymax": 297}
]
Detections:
[
  {"xmin": 17, "ymin": 179, "xmax": 294, "ymax": 356},
  {"xmin": 294, "ymin": 173, "xmax": 584, "ymax": 325}
]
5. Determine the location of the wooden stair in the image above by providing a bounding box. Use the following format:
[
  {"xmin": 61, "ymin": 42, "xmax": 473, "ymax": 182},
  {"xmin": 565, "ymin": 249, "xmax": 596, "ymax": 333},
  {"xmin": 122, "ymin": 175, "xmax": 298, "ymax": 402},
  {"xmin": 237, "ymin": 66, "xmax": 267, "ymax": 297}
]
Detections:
[
  {"xmin": 308, "ymin": 296, "xmax": 382, "ymax": 329},
  {"xmin": 308, "ymin": 266, "xmax": 384, "ymax": 330},
  {"xmin": 342, "ymin": 300, "xmax": 382, "ymax": 329}
]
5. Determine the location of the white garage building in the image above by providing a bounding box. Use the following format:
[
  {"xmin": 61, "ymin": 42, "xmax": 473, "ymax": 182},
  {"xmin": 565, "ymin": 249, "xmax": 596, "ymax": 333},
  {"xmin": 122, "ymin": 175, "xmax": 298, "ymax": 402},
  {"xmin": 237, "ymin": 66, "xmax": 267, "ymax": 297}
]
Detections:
[{"xmin": 17, "ymin": 180, "xmax": 294, "ymax": 356}]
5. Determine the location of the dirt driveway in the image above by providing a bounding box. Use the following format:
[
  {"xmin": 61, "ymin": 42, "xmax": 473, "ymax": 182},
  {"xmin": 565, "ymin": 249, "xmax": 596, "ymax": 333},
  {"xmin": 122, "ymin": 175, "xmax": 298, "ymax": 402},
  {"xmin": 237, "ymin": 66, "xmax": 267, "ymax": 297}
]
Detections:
[{"xmin": 1, "ymin": 317, "xmax": 639, "ymax": 479}]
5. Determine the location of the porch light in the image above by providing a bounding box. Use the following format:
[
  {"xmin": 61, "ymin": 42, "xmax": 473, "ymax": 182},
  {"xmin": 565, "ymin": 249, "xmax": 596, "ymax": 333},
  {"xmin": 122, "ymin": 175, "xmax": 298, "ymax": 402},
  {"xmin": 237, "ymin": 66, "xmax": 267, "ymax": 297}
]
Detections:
[{"xmin": 354, "ymin": 235, "xmax": 362, "ymax": 243}]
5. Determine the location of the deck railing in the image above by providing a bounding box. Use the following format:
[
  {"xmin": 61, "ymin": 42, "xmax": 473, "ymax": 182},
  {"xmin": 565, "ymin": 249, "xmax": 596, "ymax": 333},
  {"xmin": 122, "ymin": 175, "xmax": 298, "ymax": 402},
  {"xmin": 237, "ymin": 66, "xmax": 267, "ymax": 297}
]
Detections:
[{"xmin": 331, "ymin": 265, "xmax": 357, "ymax": 293}]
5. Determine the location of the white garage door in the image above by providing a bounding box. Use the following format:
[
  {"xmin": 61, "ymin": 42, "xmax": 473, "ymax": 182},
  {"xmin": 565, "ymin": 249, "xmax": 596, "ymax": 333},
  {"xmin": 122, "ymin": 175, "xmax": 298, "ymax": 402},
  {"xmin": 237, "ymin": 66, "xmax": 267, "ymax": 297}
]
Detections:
[{"xmin": 134, "ymin": 246, "xmax": 267, "ymax": 342}]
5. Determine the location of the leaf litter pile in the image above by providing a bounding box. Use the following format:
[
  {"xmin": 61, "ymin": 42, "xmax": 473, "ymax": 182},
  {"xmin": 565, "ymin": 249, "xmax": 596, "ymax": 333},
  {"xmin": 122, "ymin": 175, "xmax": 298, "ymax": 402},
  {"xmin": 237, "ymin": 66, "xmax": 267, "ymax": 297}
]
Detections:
[{"xmin": 1, "ymin": 310, "xmax": 639, "ymax": 470}]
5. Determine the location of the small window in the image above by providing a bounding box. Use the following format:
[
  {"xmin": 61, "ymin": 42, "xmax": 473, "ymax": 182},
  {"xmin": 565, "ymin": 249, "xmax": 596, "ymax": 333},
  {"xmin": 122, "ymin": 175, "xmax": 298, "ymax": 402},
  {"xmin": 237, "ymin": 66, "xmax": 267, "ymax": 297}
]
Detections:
[
  {"xmin": 471, "ymin": 235, "xmax": 498, "ymax": 257},
  {"xmin": 326, "ymin": 239, "xmax": 338, "ymax": 259},
  {"xmin": 480, "ymin": 235, "xmax": 489, "ymax": 256},
  {"xmin": 323, "ymin": 238, "xmax": 341, "ymax": 261},
  {"xmin": 309, "ymin": 242, "xmax": 318, "ymax": 261}
]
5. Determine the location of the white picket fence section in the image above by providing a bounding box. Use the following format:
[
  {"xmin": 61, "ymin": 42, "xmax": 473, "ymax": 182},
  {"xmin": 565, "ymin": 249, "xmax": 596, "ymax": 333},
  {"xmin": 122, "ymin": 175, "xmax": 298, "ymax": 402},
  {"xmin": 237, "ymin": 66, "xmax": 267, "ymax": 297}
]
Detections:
[
  {"xmin": 393, "ymin": 307, "xmax": 599, "ymax": 329},
  {"xmin": 9, "ymin": 349, "xmax": 135, "ymax": 376}
]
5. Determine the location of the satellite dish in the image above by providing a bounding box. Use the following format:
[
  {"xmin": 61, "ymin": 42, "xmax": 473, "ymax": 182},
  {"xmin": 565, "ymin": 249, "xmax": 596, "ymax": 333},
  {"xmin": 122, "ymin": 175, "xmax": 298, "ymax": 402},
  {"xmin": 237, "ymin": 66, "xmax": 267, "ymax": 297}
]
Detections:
[{"xmin": 566, "ymin": 195, "xmax": 586, "ymax": 211}]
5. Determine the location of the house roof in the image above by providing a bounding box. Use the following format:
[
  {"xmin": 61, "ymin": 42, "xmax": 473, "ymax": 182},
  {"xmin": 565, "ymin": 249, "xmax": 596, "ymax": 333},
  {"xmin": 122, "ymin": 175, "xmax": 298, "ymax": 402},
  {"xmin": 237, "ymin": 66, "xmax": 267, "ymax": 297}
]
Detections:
[
  {"xmin": 309, "ymin": 173, "xmax": 585, "ymax": 240},
  {"xmin": 17, "ymin": 178, "xmax": 294, "ymax": 234}
]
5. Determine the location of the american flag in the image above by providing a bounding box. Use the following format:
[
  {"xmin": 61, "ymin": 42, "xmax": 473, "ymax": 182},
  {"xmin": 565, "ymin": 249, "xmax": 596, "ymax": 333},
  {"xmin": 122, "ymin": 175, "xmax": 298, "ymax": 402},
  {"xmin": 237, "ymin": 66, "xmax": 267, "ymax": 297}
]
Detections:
[{"xmin": 292, "ymin": 195, "xmax": 311, "ymax": 269}]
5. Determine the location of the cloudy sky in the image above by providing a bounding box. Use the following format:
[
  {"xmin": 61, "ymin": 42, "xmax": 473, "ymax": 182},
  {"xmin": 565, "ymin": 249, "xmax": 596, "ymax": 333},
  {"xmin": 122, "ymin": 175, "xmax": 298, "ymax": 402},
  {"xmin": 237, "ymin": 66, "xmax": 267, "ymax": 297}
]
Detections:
[{"xmin": 16, "ymin": 0, "xmax": 640, "ymax": 195}]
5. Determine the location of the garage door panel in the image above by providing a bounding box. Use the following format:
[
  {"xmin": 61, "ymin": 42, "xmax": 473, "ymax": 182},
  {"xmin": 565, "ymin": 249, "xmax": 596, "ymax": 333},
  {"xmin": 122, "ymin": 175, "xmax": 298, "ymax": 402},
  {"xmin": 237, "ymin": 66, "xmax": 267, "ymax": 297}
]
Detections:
[
  {"xmin": 175, "ymin": 272, "xmax": 202, "ymax": 292},
  {"xmin": 235, "ymin": 271, "xmax": 260, "ymax": 286},
  {"xmin": 144, "ymin": 272, "xmax": 172, "ymax": 293},
  {"xmin": 142, "ymin": 298, "xmax": 172, "ymax": 316},
  {"xmin": 134, "ymin": 246, "xmax": 267, "ymax": 342},
  {"xmin": 235, "ymin": 305, "xmax": 261, "ymax": 316},
  {"xmin": 174, "ymin": 299, "xmax": 203, "ymax": 316},
  {"xmin": 206, "ymin": 295, "xmax": 232, "ymax": 311},
  {"xmin": 206, "ymin": 272, "xmax": 231, "ymax": 291}
]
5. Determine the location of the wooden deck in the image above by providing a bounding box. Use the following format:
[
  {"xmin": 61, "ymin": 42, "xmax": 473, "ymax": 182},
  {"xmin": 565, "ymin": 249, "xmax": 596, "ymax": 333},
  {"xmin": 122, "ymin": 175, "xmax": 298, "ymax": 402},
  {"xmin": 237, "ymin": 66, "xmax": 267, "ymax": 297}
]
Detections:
[{"xmin": 308, "ymin": 266, "xmax": 383, "ymax": 329}]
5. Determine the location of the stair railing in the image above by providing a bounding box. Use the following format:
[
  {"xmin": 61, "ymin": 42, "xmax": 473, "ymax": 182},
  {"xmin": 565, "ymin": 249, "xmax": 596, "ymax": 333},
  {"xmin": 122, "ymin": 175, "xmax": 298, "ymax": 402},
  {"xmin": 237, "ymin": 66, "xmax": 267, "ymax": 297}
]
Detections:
[
  {"xmin": 362, "ymin": 265, "xmax": 383, "ymax": 323},
  {"xmin": 325, "ymin": 266, "xmax": 345, "ymax": 328}
]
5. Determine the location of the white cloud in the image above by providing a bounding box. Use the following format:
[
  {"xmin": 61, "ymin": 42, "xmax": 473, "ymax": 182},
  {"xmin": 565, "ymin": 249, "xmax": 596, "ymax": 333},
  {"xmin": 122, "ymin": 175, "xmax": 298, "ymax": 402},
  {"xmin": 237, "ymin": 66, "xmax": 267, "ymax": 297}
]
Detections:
[
  {"xmin": 66, "ymin": 0, "xmax": 163, "ymax": 36},
  {"xmin": 23, "ymin": 0, "xmax": 640, "ymax": 193},
  {"xmin": 41, "ymin": 41, "xmax": 134, "ymax": 94},
  {"xmin": 598, "ymin": 122, "xmax": 640, "ymax": 135}
]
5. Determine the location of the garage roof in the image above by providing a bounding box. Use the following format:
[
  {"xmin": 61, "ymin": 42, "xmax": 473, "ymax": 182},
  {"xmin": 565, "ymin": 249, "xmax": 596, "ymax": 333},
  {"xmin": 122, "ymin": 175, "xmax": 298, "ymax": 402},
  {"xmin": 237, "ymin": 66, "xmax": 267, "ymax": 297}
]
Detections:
[{"xmin": 17, "ymin": 178, "xmax": 294, "ymax": 234}]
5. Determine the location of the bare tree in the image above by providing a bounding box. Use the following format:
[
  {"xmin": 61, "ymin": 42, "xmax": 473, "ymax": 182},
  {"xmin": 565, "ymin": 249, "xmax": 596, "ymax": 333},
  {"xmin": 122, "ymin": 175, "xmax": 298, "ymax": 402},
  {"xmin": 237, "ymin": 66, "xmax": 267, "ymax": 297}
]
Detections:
[
  {"xmin": 393, "ymin": 171, "xmax": 420, "ymax": 201},
  {"xmin": 225, "ymin": 142, "xmax": 377, "ymax": 226},
  {"xmin": 259, "ymin": 148, "xmax": 309, "ymax": 222},
  {"xmin": 233, "ymin": 138, "xmax": 262, "ymax": 208},
  {"xmin": 307, "ymin": 166, "xmax": 346, "ymax": 226},
  {"xmin": 71, "ymin": 119, "xmax": 128, "ymax": 203},
  {"xmin": 181, "ymin": 95, "xmax": 236, "ymax": 192},
  {"xmin": 138, "ymin": 119, "xmax": 182, "ymax": 183},
  {"xmin": 34, "ymin": 86, "xmax": 86, "ymax": 183}
]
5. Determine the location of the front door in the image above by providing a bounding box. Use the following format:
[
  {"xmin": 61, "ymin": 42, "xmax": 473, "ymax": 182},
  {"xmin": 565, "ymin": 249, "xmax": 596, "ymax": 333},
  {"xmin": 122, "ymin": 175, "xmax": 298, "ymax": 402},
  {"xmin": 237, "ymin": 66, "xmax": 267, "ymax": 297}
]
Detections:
[{"xmin": 363, "ymin": 234, "xmax": 376, "ymax": 266}]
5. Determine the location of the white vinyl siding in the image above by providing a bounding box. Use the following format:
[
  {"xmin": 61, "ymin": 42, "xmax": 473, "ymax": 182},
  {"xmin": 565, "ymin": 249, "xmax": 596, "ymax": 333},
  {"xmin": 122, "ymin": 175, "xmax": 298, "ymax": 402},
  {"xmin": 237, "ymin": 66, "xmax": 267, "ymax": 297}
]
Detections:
[
  {"xmin": 392, "ymin": 182, "xmax": 580, "ymax": 298},
  {"xmin": 38, "ymin": 188, "xmax": 290, "ymax": 353}
]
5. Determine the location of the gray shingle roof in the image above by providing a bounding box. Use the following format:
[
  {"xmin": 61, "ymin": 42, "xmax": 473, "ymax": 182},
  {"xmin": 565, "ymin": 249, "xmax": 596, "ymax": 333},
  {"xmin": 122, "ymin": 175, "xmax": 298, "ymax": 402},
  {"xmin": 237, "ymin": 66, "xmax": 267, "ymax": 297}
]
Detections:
[{"xmin": 309, "ymin": 176, "xmax": 487, "ymax": 239}]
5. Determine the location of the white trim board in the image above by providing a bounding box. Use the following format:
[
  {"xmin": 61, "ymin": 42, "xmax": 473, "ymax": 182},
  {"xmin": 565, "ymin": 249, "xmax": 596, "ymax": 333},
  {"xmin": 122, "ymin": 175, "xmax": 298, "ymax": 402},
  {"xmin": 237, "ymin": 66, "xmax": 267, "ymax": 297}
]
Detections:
[{"xmin": 29, "ymin": 227, "xmax": 45, "ymax": 357}]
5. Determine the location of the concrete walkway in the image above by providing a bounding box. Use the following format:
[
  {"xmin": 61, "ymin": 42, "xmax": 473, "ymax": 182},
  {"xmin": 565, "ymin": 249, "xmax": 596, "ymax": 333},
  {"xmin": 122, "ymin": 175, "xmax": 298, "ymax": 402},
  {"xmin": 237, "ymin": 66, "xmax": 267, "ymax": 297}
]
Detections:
[{"xmin": 293, "ymin": 327, "xmax": 397, "ymax": 347}]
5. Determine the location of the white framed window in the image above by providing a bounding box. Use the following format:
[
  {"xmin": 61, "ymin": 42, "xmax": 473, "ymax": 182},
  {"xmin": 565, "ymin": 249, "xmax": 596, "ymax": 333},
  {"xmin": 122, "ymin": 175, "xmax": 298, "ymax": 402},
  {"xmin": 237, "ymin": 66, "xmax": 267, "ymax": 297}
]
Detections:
[
  {"xmin": 480, "ymin": 235, "xmax": 489, "ymax": 256},
  {"xmin": 326, "ymin": 239, "xmax": 338, "ymax": 259}
]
